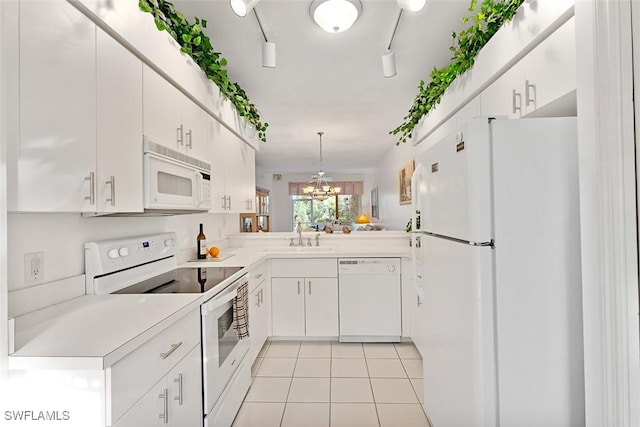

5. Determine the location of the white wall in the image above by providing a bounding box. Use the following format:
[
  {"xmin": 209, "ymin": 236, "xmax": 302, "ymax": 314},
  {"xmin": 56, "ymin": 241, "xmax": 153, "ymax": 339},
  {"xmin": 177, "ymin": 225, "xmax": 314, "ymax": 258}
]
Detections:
[
  {"xmin": 0, "ymin": 0, "xmax": 9, "ymax": 394},
  {"xmin": 7, "ymin": 212, "xmax": 238, "ymax": 291},
  {"xmin": 370, "ymin": 141, "xmax": 417, "ymax": 232},
  {"xmin": 264, "ymin": 172, "xmax": 372, "ymax": 232},
  {"xmin": 255, "ymin": 168, "xmax": 273, "ymax": 191}
]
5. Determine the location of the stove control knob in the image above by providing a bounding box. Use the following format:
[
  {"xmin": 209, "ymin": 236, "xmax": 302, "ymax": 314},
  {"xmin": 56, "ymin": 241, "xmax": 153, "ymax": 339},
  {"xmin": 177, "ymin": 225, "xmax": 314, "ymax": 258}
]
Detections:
[
  {"xmin": 108, "ymin": 248, "xmax": 120, "ymax": 259},
  {"xmin": 164, "ymin": 239, "xmax": 174, "ymax": 247},
  {"xmin": 118, "ymin": 247, "xmax": 130, "ymax": 257}
]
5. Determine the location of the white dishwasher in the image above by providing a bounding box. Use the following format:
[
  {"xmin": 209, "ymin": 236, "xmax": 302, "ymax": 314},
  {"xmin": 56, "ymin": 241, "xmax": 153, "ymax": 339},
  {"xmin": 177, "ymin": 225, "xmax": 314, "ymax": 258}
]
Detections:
[{"xmin": 338, "ymin": 258, "xmax": 402, "ymax": 342}]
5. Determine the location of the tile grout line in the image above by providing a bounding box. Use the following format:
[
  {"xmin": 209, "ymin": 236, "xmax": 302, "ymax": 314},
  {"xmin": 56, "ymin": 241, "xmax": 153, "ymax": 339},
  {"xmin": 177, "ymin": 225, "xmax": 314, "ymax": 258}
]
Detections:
[
  {"xmin": 362, "ymin": 349, "xmax": 383, "ymax": 427},
  {"xmin": 328, "ymin": 342, "xmax": 333, "ymax": 427}
]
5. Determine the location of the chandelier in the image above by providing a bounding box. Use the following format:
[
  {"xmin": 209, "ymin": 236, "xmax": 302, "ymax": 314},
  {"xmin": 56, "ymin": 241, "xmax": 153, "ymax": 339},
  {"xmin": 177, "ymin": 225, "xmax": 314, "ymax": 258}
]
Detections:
[{"xmin": 303, "ymin": 132, "xmax": 341, "ymax": 201}]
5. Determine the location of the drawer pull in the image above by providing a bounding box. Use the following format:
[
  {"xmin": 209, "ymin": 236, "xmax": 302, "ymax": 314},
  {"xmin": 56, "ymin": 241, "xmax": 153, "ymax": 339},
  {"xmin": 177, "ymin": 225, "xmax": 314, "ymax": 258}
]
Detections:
[
  {"xmin": 160, "ymin": 341, "xmax": 183, "ymax": 360},
  {"xmin": 173, "ymin": 374, "xmax": 183, "ymax": 406},
  {"xmin": 158, "ymin": 388, "xmax": 168, "ymax": 424},
  {"xmin": 255, "ymin": 273, "xmax": 263, "ymax": 279}
]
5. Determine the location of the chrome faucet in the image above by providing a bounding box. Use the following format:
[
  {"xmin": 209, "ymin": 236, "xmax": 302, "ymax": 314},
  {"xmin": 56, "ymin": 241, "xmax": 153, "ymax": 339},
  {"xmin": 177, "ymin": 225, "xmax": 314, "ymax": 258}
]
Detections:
[{"xmin": 296, "ymin": 222, "xmax": 303, "ymax": 247}]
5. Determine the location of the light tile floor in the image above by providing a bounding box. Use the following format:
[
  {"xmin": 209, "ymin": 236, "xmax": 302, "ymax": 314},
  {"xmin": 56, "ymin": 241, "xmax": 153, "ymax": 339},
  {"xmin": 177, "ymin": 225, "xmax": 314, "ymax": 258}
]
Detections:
[{"xmin": 232, "ymin": 341, "xmax": 430, "ymax": 427}]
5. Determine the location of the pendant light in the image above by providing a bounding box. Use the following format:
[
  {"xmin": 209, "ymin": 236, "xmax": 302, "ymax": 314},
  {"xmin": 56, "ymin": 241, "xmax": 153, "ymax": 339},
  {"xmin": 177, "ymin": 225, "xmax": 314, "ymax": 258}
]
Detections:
[{"xmin": 303, "ymin": 132, "xmax": 341, "ymax": 201}]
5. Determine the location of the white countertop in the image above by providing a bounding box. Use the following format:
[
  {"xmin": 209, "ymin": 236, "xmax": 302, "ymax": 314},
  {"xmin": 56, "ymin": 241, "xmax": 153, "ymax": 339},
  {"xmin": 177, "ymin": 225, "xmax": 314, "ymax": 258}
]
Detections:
[
  {"xmin": 10, "ymin": 243, "xmax": 411, "ymax": 372},
  {"xmin": 10, "ymin": 293, "xmax": 203, "ymax": 370}
]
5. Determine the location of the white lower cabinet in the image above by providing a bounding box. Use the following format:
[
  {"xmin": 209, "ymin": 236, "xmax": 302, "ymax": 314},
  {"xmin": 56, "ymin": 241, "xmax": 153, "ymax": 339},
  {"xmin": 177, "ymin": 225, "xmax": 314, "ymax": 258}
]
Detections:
[
  {"xmin": 109, "ymin": 309, "xmax": 201, "ymax": 426},
  {"xmin": 248, "ymin": 268, "xmax": 271, "ymax": 363},
  {"xmin": 271, "ymin": 259, "xmax": 338, "ymax": 338},
  {"xmin": 114, "ymin": 345, "xmax": 202, "ymax": 427}
]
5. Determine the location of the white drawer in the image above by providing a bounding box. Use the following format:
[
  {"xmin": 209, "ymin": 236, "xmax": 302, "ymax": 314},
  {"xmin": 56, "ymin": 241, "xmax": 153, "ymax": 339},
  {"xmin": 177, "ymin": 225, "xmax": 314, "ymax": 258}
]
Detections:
[
  {"xmin": 249, "ymin": 261, "xmax": 268, "ymax": 292},
  {"xmin": 271, "ymin": 258, "xmax": 337, "ymax": 278},
  {"xmin": 108, "ymin": 309, "xmax": 201, "ymax": 424}
]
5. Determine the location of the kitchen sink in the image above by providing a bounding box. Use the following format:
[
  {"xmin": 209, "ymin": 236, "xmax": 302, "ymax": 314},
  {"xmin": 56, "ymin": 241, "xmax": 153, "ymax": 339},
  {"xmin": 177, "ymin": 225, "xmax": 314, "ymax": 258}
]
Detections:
[{"xmin": 259, "ymin": 246, "xmax": 336, "ymax": 253}]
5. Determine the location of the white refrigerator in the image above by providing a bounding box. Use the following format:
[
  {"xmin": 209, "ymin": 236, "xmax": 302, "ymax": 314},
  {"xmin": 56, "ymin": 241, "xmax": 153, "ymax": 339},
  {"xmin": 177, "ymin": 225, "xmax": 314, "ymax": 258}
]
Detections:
[{"xmin": 411, "ymin": 117, "xmax": 584, "ymax": 427}]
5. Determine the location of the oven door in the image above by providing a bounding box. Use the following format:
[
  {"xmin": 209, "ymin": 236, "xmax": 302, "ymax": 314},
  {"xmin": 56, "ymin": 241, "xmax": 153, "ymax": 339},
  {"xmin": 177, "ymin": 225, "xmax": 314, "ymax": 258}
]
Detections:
[
  {"xmin": 144, "ymin": 152, "xmax": 198, "ymax": 210},
  {"xmin": 201, "ymin": 279, "xmax": 250, "ymax": 416}
]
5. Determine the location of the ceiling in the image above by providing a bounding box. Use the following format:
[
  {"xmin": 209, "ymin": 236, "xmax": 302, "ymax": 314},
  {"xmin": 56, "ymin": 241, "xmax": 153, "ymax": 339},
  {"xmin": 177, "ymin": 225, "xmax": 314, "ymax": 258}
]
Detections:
[{"xmin": 173, "ymin": 0, "xmax": 471, "ymax": 174}]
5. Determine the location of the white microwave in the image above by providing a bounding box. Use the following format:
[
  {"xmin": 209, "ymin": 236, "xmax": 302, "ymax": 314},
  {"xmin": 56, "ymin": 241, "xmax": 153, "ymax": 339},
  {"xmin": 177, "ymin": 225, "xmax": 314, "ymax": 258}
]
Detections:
[{"xmin": 143, "ymin": 137, "xmax": 211, "ymax": 212}]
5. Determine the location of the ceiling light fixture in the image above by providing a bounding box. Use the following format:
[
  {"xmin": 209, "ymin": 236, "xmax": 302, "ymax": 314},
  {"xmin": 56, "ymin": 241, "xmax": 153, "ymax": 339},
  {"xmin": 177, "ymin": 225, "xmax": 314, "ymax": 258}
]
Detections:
[
  {"xmin": 309, "ymin": 0, "xmax": 362, "ymax": 33},
  {"xmin": 397, "ymin": 0, "xmax": 427, "ymax": 12},
  {"xmin": 381, "ymin": 10, "xmax": 403, "ymax": 78},
  {"xmin": 252, "ymin": 9, "xmax": 276, "ymax": 68},
  {"xmin": 230, "ymin": 0, "xmax": 260, "ymax": 18},
  {"xmin": 303, "ymin": 132, "xmax": 341, "ymax": 201}
]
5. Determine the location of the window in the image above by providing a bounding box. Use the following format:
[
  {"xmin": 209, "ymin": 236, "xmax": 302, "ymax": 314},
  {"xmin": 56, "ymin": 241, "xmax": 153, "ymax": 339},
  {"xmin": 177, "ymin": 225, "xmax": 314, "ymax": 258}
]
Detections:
[{"xmin": 292, "ymin": 194, "xmax": 361, "ymax": 230}]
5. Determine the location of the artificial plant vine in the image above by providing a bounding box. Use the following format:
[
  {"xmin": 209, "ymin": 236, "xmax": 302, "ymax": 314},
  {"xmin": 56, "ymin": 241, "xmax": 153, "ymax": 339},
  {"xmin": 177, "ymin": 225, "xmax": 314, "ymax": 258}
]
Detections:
[
  {"xmin": 391, "ymin": 0, "xmax": 525, "ymax": 145},
  {"xmin": 139, "ymin": 0, "xmax": 269, "ymax": 142}
]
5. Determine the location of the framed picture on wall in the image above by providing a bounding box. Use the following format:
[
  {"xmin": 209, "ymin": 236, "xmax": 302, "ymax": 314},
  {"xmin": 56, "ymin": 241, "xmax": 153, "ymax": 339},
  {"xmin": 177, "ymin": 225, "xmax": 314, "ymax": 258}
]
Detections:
[
  {"xmin": 371, "ymin": 187, "xmax": 379, "ymax": 219},
  {"xmin": 399, "ymin": 160, "xmax": 415, "ymax": 205}
]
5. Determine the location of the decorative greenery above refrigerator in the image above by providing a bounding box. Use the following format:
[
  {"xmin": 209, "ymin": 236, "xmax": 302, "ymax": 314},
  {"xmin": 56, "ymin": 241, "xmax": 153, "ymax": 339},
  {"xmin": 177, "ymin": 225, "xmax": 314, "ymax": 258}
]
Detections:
[
  {"xmin": 139, "ymin": 0, "xmax": 269, "ymax": 142},
  {"xmin": 391, "ymin": 0, "xmax": 525, "ymax": 145}
]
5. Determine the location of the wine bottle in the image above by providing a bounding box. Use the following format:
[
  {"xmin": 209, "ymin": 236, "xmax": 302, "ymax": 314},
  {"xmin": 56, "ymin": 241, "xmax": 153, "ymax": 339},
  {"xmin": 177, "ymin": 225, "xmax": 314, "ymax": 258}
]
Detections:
[
  {"xmin": 197, "ymin": 223, "xmax": 207, "ymax": 259},
  {"xmin": 197, "ymin": 268, "xmax": 207, "ymax": 290}
]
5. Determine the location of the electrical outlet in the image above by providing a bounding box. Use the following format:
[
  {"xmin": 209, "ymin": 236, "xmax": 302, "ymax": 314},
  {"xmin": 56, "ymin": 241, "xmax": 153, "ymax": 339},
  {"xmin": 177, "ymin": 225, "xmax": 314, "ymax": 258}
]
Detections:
[{"xmin": 24, "ymin": 252, "xmax": 44, "ymax": 284}]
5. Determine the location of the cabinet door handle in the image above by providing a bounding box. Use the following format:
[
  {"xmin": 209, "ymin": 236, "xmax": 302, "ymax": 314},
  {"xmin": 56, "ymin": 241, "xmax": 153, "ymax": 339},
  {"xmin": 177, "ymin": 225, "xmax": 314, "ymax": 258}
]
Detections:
[
  {"xmin": 84, "ymin": 172, "xmax": 95, "ymax": 205},
  {"xmin": 227, "ymin": 195, "xmax": 232, "ymax": 211},
  {"xmin": 255, "ymin": 291, "xmax": 260, "ymax": 307},
  {"xmin": 160, "ymin": 341, "xmax": 182, "ymax": 359},
  {"xmin": 255, "ymin": 273, "xmax": 263, "ymax": 279},
  {"xmin": 173, "ymin": 373, "xmax": 183, "ymax": 406},
  {"xmin": 158, "ymin": 388, "xmax": 169, "ymax": 424},
  {"xmin": 186, "ymin": 129, "xmax": 192, "ymax": 149},
  {"xmin": 512, "ymin": 89, "xmax": 522, "ymax": 114},
  {"xmin": 105, "ymin": 176, "xmax": 116, "ymax": 207},
  {"xmin": 221, "ymin": 196, "xmax": 227, "ymax": 210},
  {"xmin": 308, "ymin": 280, "xmax": 312, "ymax": 295},
  {"xmin": 297, "ymin": 280, "xmax": 301, "ymax": 295},
  {"xmin": 259, "ymin": 289, "xmax": 264, "ymax": 304},
  {"xmin": 417, "ymin": 294, "xmax": 422, "ymax": 307},
  {"xmin": 177, "ymin": 124, "xmax": 184, "ymax": 146},
  {"xmin": 525, "ymin": 80, "xmax": 536, "ymax": 107}
]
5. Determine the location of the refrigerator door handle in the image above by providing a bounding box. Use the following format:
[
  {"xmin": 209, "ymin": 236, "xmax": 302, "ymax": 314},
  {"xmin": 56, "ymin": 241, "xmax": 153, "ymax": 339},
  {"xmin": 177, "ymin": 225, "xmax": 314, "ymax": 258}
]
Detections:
[{"xmin": 419, "ymin": 231, "xmax": 494, "ymax": 248}]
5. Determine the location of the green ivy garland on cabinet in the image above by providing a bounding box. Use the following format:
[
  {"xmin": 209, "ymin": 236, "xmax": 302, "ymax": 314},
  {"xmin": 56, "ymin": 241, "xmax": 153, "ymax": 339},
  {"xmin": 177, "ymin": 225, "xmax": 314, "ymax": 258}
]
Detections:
[
  {"xmin": 391, "ymin": 0, "xmax": 525, "ymax": 145},
  {"xmin": 139, "ymin": 0, "xmax": 269, "ymax": 142}
]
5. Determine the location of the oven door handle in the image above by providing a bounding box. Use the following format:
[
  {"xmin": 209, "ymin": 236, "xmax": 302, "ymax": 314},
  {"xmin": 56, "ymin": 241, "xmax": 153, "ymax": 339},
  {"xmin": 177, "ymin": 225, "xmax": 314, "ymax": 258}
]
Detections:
[{"xmin": 201, "ymin": 281, "xmax": 241, "ymax": 315}]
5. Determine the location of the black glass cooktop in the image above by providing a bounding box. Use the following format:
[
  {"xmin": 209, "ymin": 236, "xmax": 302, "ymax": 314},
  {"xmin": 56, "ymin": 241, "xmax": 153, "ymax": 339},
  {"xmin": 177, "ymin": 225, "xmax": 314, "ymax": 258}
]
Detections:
[{"xmin": 114, "ymin": 267, "xmax": 244, "ymax": 295}]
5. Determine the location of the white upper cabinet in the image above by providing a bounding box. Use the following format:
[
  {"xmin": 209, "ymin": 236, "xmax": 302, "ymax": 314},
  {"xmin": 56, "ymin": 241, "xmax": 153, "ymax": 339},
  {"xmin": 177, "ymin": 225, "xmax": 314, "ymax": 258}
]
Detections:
[
  {"xmin": 481, "ymin": 60, "xmax": 527, "ymax": 119},
  {"xmin": 9, "ymin": 0, "xmax": 96, "ymax": 212},
  {"xmin": 480, "ymin": 17, "xmax": 576, "ymax": 119},
  {"xmin": 209, "ymin": 117, "xmax": 256, "ymax": 214},
  {"xmin": 142, "ymin": 65, "xmax": 184, "ymax": 151},
  {"xmin": 96, "ymin": 28, "xmax": 144, "ymax": 213},
  {"xmin": 142, "ymin": 65, "xmax": 209, "ymax": 161},
  {"xmin": 522, "ymin": 17, "xmax": 577, "ymax": 117},
  {"xmin": 181, "ymin": 96, "xmax": 209, "ymax": 161}
]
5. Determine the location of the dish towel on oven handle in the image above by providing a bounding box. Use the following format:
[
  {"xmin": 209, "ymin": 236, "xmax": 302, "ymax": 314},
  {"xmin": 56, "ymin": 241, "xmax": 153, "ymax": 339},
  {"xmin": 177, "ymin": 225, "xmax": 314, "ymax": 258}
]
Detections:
[{"xmin": 233, "ymin": 280, "xmax": 250, "ymax": 339}]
